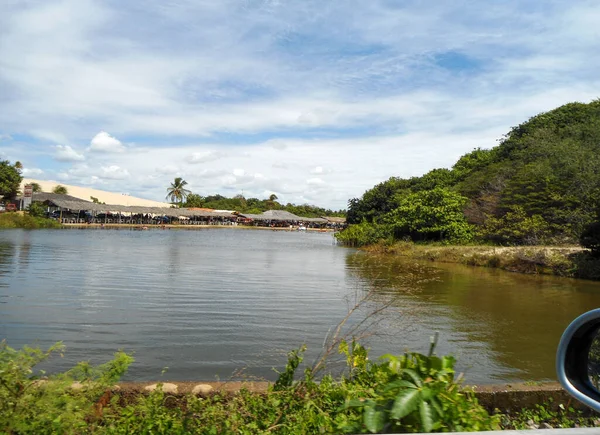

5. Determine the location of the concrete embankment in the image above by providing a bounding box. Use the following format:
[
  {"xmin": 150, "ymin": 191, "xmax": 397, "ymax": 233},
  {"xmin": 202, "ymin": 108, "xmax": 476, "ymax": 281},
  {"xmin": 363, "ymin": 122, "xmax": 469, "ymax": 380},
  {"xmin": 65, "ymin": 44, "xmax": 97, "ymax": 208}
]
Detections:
[{"xmin": 112, "ymin": 381, "xmax": 589, "ymax": 414}]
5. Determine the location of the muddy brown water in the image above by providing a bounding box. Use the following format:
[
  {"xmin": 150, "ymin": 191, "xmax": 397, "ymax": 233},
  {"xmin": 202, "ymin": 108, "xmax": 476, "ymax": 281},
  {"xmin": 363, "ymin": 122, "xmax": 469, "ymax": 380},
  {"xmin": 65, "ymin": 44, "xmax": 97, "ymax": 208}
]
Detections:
[{"xmin": 1, "ymin": 228, "xmax": 599, "ymax": 384}]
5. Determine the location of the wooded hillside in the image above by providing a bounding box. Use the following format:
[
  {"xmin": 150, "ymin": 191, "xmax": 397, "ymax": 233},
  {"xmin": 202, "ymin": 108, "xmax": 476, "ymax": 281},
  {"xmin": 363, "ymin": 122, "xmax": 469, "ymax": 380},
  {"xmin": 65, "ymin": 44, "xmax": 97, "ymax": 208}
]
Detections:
[{"xmin": 343, "ymin": 100, "xmax": 600, "ymax": 246}]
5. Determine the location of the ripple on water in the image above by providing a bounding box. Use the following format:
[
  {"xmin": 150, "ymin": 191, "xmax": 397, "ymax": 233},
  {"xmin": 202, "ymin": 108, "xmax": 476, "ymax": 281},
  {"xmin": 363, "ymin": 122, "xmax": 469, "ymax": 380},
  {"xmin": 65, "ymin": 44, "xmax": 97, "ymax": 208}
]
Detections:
[{"xmin": 3, "ymin": 229, "xmax": 600, "ymax": 383}]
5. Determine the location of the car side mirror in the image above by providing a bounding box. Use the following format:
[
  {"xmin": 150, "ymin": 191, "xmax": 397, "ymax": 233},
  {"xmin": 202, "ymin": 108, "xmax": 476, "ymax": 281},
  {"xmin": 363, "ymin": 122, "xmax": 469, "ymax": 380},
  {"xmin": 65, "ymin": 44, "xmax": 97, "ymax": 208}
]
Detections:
[{"xmin": 557, "ymin": 308, "xmax": 600, "ymax": 412}]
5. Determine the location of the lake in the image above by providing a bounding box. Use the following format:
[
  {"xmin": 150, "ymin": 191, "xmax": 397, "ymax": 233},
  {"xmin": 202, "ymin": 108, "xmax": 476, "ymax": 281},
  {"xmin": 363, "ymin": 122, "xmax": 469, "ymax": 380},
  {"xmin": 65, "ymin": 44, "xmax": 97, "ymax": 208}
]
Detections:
[{"xmin": 1, "ymin": 228, "xmax": 600, "ymax": 384}]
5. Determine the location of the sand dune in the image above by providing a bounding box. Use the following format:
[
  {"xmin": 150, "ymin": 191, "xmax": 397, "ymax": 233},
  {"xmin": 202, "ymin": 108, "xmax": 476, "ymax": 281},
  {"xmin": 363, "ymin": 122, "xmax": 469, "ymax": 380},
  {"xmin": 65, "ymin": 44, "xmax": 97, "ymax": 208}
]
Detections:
[{"xmin": 22, "ymin": 179, "xmax": 170, "ymax": 207}]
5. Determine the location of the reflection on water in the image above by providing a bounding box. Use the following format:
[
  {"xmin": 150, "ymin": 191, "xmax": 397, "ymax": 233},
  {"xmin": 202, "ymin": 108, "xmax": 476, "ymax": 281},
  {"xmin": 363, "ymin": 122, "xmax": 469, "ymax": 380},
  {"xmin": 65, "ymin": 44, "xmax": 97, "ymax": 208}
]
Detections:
[
  {"xmin": 1, "ymin": 228, "xmax": 600, "ymax": 384},
  {"xmin": 346, "ymin": 254, "xmax": 600, "ymax": 382}
]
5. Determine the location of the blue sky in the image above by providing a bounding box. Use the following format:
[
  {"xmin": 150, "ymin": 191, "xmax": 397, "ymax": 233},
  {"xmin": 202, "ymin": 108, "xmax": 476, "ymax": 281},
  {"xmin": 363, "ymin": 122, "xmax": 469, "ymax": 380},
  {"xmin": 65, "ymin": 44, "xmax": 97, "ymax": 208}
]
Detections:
[{"xmin": 1, "ymin": 0, "xmax": 599, "ymax": 209}]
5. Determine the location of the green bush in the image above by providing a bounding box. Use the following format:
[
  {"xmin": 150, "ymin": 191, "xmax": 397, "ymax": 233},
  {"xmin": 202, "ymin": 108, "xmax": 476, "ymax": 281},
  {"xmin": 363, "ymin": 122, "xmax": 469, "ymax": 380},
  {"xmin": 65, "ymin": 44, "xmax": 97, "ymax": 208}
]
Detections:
[
  {"xmin": 0, "ymin": 340, "xmax": 502, "ymax": 434},
  {"xmin": 335, "ymin": 221, "xmax": 393, "ymax": 247},
  {"xmin": 339, "ymin": 340, "xmax": 499, "ymax": 433},
  {"xmin": 26, "ymin": 202, "xmax": 47, "ymax": 218},
  {"xmin": 382, "ymin": 188, "xmax": 475, "ymax": 244},
  {"xmin": 479, "ymin": 206, "xmax": 555, "ymax": 245},
  {"xmin": 0, "ymin": 213, "xmax": 61, "ymax": 229},
  {"xmin": 0, "ymin": 340, "xmax": 133, "ymax": 434}
]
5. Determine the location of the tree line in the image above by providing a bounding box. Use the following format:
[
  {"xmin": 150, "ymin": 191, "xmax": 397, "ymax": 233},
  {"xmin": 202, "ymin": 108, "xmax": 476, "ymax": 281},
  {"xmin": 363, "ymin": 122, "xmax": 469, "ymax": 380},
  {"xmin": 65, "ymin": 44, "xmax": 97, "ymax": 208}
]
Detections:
[
  {"xmin": 340, "ymin": 99, "xmax": 600, "ymax": 247},
  {"xmin": 166, "ymin": 177, "xmax": 345, "ymax": 217}
]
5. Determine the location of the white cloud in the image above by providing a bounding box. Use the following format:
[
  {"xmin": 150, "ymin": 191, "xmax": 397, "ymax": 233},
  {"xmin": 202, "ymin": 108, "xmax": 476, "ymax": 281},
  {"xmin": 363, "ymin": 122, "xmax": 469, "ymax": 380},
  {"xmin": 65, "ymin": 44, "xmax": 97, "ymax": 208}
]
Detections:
[
  {"xmin": 100, "ymin": 165, "xmax": 130, "ymax": 180},
  {"xmin": 22, "ymin": 168, "xmax": 44, "ymax": 175},
  {"xmin": 309, "ymin": 166, "xmax": 333, "ymax": 175},
  {"xmin": 187, "ymin": 150, "xmax": 228, "ymax": 164},
  {"xmin": 89, "ymin": 131, "xmax": 126, "ymax": 153},
  {"xmin": 2, "ymin": 0, "xmax": 600, "ymax": 208},
  {"xmin": 306, "ymin": 177, "xmax": 326, "ymax": 187},
  {"xmin": 54, "ymin": 145, "xmax": 85, "ymax": 162},
  {"xmin": 155, "ymin": 164, "xmax": 180, "ymax": 175}
]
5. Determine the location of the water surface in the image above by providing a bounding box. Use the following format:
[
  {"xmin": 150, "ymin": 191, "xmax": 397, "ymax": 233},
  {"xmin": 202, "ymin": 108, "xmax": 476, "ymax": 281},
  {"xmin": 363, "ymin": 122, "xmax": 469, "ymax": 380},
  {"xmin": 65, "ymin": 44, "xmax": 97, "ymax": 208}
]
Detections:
[{"xmin": 1, "ymin": 228, "xmax": 599, "ymax": 384}]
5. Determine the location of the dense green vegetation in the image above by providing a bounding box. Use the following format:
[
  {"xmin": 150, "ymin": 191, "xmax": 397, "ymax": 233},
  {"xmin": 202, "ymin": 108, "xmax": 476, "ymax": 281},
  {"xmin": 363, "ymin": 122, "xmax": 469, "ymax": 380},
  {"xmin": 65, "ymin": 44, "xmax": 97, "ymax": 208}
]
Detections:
[
  {"xmin": 0, "ymin": 160, "xmax": 23, "ymax": 200},
  {"xmin": 1, "ymin": 340, "xmax": 502, "ymax": 434},
  {"xmin": 162, "ymin": 176, "xmax": 345, "ymax": 217},
  {"xmin": 341, "ymin": 100, "xmax": 600, "ymax": 247},
  {"xmin": 3, "ymin": 340, "xmax": 597, "ymax": 434},
  {"xmin": 182, "ymin": 192, "xmax": 346, "ymax": 218},
  {"xmin": 0, "ymin": 213, "xmax": 62, "ymax": 229}
]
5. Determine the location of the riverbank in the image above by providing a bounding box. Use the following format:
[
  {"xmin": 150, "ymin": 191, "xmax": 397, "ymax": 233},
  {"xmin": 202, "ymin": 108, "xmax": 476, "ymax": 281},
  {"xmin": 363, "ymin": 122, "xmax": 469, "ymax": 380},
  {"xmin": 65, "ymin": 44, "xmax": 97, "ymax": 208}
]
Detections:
[
  {"xmin": 364, "ymin": 242, "xmax": 600, "ymax": 280},
  {"xmin": 107, "ymin": 380, "xmax": 590, "ymax": 413},
  {"xmin": 61, "ymin": 223, "xmax": 336, "ymax": 232},
  {"xmin": 0, "ymin": 212, "xmax": 62, "ymax": 229}
]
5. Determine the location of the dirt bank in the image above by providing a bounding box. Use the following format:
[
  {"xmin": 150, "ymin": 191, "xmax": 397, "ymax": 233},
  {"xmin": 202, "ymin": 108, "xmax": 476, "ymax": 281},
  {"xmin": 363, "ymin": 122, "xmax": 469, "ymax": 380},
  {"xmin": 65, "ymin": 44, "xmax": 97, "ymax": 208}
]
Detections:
[{"xmin": 366, "ymin": 243, "xmax": 600, "ymax": 280}]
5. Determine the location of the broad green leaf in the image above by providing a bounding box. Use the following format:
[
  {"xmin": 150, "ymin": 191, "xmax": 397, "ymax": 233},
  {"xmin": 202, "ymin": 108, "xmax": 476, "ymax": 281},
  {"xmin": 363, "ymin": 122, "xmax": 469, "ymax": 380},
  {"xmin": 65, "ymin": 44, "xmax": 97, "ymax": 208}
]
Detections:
[
  {"xmin": 442, "ymin": 355, "xmax": 456, "ymax": 370},
  {"xmin": 391, "ymin": 388, "xmax": 421, "ymax": 419},
  {"xmin": 428, "ymin": 356, "xmax": 443, "ymax": 371},
  {"xmin": 420, "ymin": 386, "xmax": 434, "ymax": 401},
  {"xmin": 346, "ymin": 398, "xmax": 368, "ymax": 408},
  {"xmin": 383, "ymin": 379, "xmax": 417, "ymax": 392},
  {"xmin": 364, "ymin": 406, "xmax": 385, "ymax": 434},
  {"xmin": 429, "ymin": 397, "xmax": 444, "ymax": 418},
  {"xmin": 419, "ymin": 400, "xmax": 434, "ymax": 432},
  {"xmin": 399, "ymin": 368, "xmax": 423, "ymax": 387}
]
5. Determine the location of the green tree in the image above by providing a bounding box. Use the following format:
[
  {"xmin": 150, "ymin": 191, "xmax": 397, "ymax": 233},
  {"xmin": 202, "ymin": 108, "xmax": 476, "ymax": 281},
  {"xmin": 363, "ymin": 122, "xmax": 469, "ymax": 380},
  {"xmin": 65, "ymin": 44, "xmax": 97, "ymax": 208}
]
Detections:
[
  {"xmin": 266, "ymin": 193, "xmax": 280, "ymax": 210},
  {"xmin": 383, "ymin": 187, "xmax": 474, "ymax": 243},
  {"xmin": 30, "ymin": 182, "xmax": 42, "ymax": 193},
  {"xmin": 52, "ymin": 185, "xmax": 68, "ymax": 195},
  {"xmin": 480, "ymin": 206, "xmax": 555, "ymax": 245},
  {"xmin": 0, "ymin": 160, "xmax": 23, "ymax": 200},
  {"xmin": 183, "ymin": 193, "xmax": 204, "ymax": 208},
  {"xmin": 166, "ymin": 177, "xmax": 191, "ymax": 207},
  {"xmin": 347, "ymin": 177, "xmax": 409, "ymax": 224}
]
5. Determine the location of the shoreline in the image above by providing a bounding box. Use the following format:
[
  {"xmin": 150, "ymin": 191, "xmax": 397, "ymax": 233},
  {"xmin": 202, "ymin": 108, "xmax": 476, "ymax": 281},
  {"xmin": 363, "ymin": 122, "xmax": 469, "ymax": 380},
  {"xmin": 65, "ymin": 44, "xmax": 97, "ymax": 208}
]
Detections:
[
  {"xmin": 363, "ymin": 243, "xmax": 600, "ymax": 280},
  {"xmin": 61, "ymin": 223, "xmax": 337, "ymax": 232},
  {"xmin": 107, "ymin": 380, "xmax": 587, "ymax": 414}
]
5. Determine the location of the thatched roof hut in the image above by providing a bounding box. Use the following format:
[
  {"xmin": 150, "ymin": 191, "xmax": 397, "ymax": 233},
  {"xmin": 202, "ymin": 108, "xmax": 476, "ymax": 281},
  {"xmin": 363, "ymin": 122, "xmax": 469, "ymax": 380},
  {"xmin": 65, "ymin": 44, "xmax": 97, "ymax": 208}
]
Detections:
[
  {"xmin": 323, "ymin": 216, "xmax": 346, "ymax": 224},
  {"xmin": 35, "ymin": 194, "xmax": 237, "ymax": 219}
]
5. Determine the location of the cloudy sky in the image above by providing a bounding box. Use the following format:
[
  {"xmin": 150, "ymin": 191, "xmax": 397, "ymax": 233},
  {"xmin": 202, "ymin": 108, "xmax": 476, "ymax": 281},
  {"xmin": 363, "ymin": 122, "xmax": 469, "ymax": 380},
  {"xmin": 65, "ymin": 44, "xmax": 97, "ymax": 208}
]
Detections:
[{"xmin": 1, "ymin": 0, "xmax": 598, "ymax": 209}]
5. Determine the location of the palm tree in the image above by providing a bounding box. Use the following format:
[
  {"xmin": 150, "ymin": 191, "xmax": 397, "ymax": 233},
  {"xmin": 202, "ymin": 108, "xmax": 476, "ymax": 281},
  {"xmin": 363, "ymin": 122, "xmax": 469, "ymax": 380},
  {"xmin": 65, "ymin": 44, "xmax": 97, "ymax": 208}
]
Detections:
[
  {"xmin": 31, "ymin": 182, "xmax": 42, "ymax": 193},
  {"xmin": 267, "ymin": 193, "xmax": 279, "ymax": 210},
  {"xmin": 166, "ymin": 177, "xmax": 191, "ymax": 207},
  {"xmin": 52, "ymin": 185, "xmax": 68, "ymax": 195}
]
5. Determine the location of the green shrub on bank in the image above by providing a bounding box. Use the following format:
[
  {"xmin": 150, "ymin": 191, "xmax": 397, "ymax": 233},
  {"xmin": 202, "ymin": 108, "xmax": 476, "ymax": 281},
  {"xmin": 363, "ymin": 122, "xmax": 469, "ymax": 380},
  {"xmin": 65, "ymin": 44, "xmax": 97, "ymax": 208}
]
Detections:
[
  {"xmin": 335, "ymin": 221, "xmax": 393, "ymax": 247},
  {"xmin": 0, "ymin": 340, "xmax": 133, "ymax": 434},
  {"xmin": 26, "ymin": 202, "xmax": 47, "ymax": 219},
  {"xmin": 0, "ymin": 339, "xmax": 501, "ymax": 434},
  {"xmin": 0, "ymin": 213, "xmax": 61, "ymax": 229},
  {"xmin": 479, "ymin": 206, "xmax": 557, "ymax": 245}
]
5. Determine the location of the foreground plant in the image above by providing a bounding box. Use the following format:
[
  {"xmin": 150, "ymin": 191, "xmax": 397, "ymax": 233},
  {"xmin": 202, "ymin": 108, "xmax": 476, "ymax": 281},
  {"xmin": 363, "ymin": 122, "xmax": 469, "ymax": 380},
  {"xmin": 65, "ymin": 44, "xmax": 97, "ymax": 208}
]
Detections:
[
  {"xmin": 1, "ymin": 338, "xmax": 502, "ymax": 434},
  {"xmin": 338, "ymin": 338, "xmax": 500, "ymax": 433},
  {"xmin": 0, "ymin": 340, "xmax": 133, "ymax": 434}
]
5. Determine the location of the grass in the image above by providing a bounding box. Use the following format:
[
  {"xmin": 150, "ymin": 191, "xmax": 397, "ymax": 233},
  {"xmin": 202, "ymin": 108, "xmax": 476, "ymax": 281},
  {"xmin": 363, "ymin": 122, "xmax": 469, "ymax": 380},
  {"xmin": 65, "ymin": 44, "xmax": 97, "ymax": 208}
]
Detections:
[
  {"xmin": 0, "ymin": 213, "xmax": 62, "ymax": 229},
  {"xmin": 364, "ymin": 241, "xmax": 600, "ymax": 280}
]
